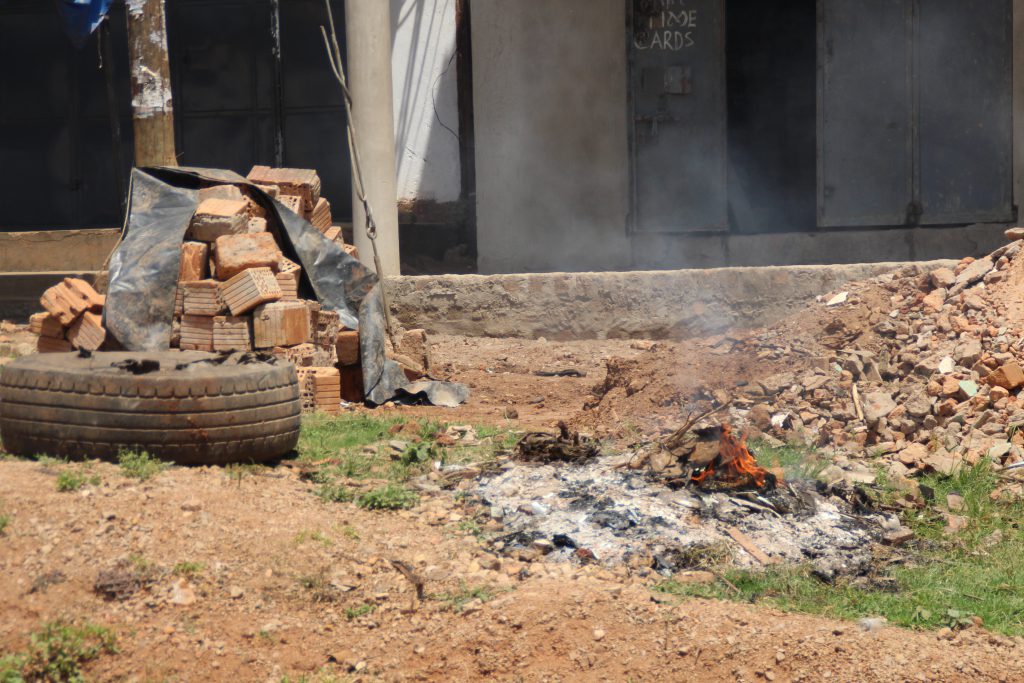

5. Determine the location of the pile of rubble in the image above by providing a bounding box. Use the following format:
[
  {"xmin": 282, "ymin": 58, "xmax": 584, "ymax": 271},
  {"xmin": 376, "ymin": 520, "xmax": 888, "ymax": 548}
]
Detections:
[
  {"xmin": 720, "ymin": 233, "xmax": 1024, "ymax": 500},
  {"xmin": 27, "ymin": 165, "xmax": 431, "ymax": 414}
]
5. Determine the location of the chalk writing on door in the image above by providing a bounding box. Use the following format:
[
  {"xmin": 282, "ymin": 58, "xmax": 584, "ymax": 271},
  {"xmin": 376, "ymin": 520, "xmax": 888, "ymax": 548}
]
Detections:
[{"xmin": 634, "ymin": 0, "xmax": 697, "ymax": 51}]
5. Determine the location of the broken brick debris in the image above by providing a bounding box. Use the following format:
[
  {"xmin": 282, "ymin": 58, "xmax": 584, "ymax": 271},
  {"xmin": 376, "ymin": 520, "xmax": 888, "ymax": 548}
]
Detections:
[
  {"xmin": 29, "ymin": 313, "xmax": 63, "ymax": 339},
  {"xmin": 246, "ymin": 217, "xmax": 268, "ymax": 234},
  {"xmin": 336, "ymin": 330, "xmax": 360, "ymax": 366},
  {"xmin": 179, "ymin": 242, "xmax": 210, "ymax": 282},
  {"xmin": 310, "ymin": 197, "xmax": 332, "ymax": 232},
  {"xmin": 187, "ymin": 198, "xmax": 248, "ymax": 242},
  {"xmin": 277, "ymin": 194, "xmax": 303, "ymax": 217},
  {"xmin": 247, "ymin": 165, "xmax": 321, "ymax": 212},
  {"xmin": 272, "ymin": 342, "xmax": 316, "ymax": 367},
  {"xmin": 197, "ymin": 184, "xmax": 244, "ymax": 204},
  {"xmin": 213, "ymin": 232, "xmax": 283, "ymax": 282},
  {"xmin": 296, "ymin": 367, "xmax": 342, "ymax": 415},
  {"xmin": 276, "ymin": 257, "xmax": 302, "ymax": 300},
  {"xmin": 35, "ymin": 278, "xmax": 107, "ymax": 352}
]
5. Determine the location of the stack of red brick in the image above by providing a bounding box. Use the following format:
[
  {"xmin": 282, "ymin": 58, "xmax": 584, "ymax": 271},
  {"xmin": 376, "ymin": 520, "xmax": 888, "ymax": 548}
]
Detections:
[
  {"xmin": 170, "ymin": 166, "xmax": 365, "ymax": 410},
  {"xmin": 28, "ymin": 166, "xmax": 367, "ymax": 412},
  {"xmin": 32, "ymin": 278, "xmax": 106, "ymax": 352}
]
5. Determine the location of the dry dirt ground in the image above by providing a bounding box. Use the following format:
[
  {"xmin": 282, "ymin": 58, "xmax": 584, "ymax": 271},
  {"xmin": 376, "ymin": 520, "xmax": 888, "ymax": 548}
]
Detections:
[
  {"xmin": 2, "ymin": 334, "xmax": 1024, "ymax": 681},
  {"xmin": 2, "ymin": 458, "xmax": 1022, "ymax": 683}
]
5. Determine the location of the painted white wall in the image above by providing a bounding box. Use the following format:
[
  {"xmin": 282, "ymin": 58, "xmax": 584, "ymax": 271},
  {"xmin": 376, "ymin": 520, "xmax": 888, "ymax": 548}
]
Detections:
[{"xmin": 390, "ymin": 0, "xmax": 462, "ymax": 203}]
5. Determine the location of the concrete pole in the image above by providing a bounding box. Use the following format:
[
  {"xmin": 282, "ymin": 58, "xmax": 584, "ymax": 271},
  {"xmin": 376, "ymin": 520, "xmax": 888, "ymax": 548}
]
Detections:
[
  {"xmin": 125, "ymin": 0, "xmax": 177, "ymax": 167},
  {"xmin": 345, "ymin": 0, "xmax": 401, "ymax": 276}
]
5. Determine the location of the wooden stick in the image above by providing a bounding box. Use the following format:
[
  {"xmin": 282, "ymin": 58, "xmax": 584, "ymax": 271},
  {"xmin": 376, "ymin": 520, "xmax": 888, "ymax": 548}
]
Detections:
[{"xmin": 725, "ymin": 526, "xmax": 777, "ymax": 565}]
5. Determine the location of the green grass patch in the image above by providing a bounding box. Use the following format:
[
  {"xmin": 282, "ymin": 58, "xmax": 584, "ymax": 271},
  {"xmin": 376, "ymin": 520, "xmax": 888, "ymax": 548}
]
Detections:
[
  {"xmin": 344, "ymin": 603, "xmax": 375, "ymax": 620},
  {"xmin": 0, "ymin": 620, "xmax": 117, "ymax": 683},
  {"xmin": 172, "ymin": 561, "xmax": 204, "ymax": 577},
  {"xmin": 293, "ymin": 530, "xmax": 332, "ymax": 547},
  {"xmin": 117, "ymin": 449, "xmax": 168, "ymax": 481},
  {"xmin": 298, "ymin": 414, "xmax": 409, "ymax": 461},
  {"xmin": 299, "ymin": 414, "xmax": 512, "ymax": 510},
  {"xmin": 655, "ymin": 461, "xmax": 1024, "ymax": 635},
  {"xmin": 356, "ymin": 484, "xmax": 418, "ymax": 511},
  {"xmin": 55, "ymin": 467, "xmax": 100, "ymax": 493},
  {"xmin": 0, "ymin": 513, "xmax": 9, "ymax": 536},
  {"xmin": 433, "ymin": 582, "xmax": 496, "ymax": 612}
]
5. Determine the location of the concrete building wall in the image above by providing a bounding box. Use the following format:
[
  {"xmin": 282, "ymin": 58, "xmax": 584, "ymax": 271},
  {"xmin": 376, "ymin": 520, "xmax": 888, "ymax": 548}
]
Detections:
[
  {"xmin": 390, "ymin": 0, "xmax": 461, "ymax": 203},
  {"xmin": 470, "ymin": 1, "xmax": 1020, "ymax": 274},
  {"xmin": 471, "ymin": 0, "xmax": 633, "ymax": 274}
]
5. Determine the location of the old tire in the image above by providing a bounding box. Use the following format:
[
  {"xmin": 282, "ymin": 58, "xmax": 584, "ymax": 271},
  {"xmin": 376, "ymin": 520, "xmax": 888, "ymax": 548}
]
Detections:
[{"xmin": 0, "ymin": 351, "xmax": 301, "ymax": 465}]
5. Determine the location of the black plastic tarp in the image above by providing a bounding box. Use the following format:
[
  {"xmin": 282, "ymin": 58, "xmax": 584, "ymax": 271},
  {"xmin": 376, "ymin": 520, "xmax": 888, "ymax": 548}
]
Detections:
[{"xmin": 106, "ymin": 167, "xmax": 468, "ymax": 407}]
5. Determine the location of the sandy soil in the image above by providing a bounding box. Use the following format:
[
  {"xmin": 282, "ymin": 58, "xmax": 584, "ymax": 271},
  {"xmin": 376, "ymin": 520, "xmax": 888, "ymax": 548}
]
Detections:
[
  {"xmin": 4, "ymin": 280, "xmax": 1023, "ymax": 680},
  {"xmin": 2, "ymin": 458, "xmax": 1021, "ymax": 683}
]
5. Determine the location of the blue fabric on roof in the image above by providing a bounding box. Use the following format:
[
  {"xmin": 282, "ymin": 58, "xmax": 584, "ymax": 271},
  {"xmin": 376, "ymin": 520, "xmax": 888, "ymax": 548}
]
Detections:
[{"xmin": 54, "ymin": 0, "xmax": 112, "ymax": 48}]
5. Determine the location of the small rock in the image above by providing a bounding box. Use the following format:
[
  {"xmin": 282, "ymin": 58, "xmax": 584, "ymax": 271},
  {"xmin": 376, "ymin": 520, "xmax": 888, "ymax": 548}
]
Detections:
[
  {"xmin": 863, "ymin": 392, "xmax": 897, "ymax": 422},
  {"xmin": 882, "ymin": 528, "xmax": 914, "ymax": 546},
  {"xmin": 170, "ymin": 579, "xmax": 197, "ymax": 606},
  {"xmin": 903, "ymin": 390, "xmax": 933, "ymax": 418},
  {"xmin": 897, "ymin": 443, "xmax": 928, "ymax": 467},
  {"xmin": 949, "ymin": 257, "xmax": 994, "ymax": 295},
  {"xmin": 957, "ymin": 380, "xmax": 980, "ymax": 400},
  {"xmin": 946, "ymin": 493, "xmax": 965, "ymax": 511},
  {"xmin": 938, "ymin": 356, "xmax": 956, "ymax": 374},
  {"xmin": 532, "ymin": 539, "xmax": 554, "ymax": 554},
  {"xmin": 987, "ymin": 362, "xmax": 1024, "ymax": 390},
  {"xmin": 923, "ymin": 451, "xmax": 962, "ymax": 477},
  {"xmin": 672, "ymin": 571, "xmax": 715, "ymax": 584},
  {"xmin": 229, "ymin": 586, "xmax": 245, "ymax": 599},
  {"xmin": 180, "ymin": 499, "xmax": 202, "ymax": 512},
  {"xmin": 478, "ymin": 555, "xmax": 501, "ymax": 572},
  {"xmin": 944, "ymin": 514, "xmax": 969, "ymax": 535},
  {"xmin": 857, "ymin": 616, "xmax": 887, "ymax": 632},
  {"xmin": 954, "ymin": 339, "xmax": 983, "ymax": 367},
  {"xmin": 1004, "ymin": 226, "xmax": 1024, "ymax": 241},
  {"xmin": 922, "ymin": 289, "xmax": 946, "ymax": 312},
  {"xmin": 826, "ymin": 292, "xmax": 849, "ymax": 307},
  {"xmin": 930, "ymin": 268, "xmax": 957, "ymax": 289},
  {"xmin": 593, "ymin": 628, "xmax": 606, "ymax": 641}
]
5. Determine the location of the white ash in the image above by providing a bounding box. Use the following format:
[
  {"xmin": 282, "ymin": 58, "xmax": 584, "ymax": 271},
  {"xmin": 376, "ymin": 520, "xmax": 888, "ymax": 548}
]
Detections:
[{"xmin": 475, "ymin": 456, "xmax": 885, "ymax": 579}]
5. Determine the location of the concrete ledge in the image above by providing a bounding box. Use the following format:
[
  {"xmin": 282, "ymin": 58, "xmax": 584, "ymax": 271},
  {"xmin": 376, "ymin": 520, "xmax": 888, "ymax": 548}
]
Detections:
[
  {"xmin": 388, "ymin": 261, "xmax": 955, "ymax": 340},
  {"xmin": 0, "ymin": 229, "xmax": 120, "ymax": 273}
]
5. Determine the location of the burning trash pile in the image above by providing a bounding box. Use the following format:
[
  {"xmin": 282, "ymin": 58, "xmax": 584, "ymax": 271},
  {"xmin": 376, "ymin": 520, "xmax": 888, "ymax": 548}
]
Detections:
[
  {"xmin": 733, "ymin": 234, "xmax": 1024, "ymax": 499},
  {"xmin": 26, "ymin": 166, "xmax": 456, "ymax": 411},
  {"xmin": 582, "ymin": 231, "xmax": 1024, "ymax": 504},
  {"xmin": 472, "ymin": 417, "xmax": 889, "ymax": 579}
]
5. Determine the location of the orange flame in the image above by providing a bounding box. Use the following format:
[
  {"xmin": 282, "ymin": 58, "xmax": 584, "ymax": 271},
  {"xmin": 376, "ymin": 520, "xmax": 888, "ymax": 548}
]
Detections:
[{"xmin": 691, "ymin": 424, "xmax": 771, "ymax": 489}]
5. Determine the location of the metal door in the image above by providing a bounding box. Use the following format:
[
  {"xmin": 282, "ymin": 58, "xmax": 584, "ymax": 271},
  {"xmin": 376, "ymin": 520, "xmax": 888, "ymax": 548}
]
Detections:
[
  {"xmin": 918, "ymin": 0, "xmax": 1013, "ymax": 225},
  {"xmin": 818, "ymin": 0, "xmax": 1013, "ymax": 228},
  {"xmin": 817, "ymin": 0, "xmax": 912, "ymax": 227},
  {"xmin": 629, "ymin": 0, "xmax": 727, "ymax": 233}
]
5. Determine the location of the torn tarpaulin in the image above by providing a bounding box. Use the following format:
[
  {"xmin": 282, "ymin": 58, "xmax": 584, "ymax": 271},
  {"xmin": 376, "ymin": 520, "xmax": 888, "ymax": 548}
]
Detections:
[
  {"xmin": 105, "ymin": 166, "xmax": 468, "ymax": 408},
  {"xmin": 54, "ymin": 0, "xmax": 112, "ymax": 48}
]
